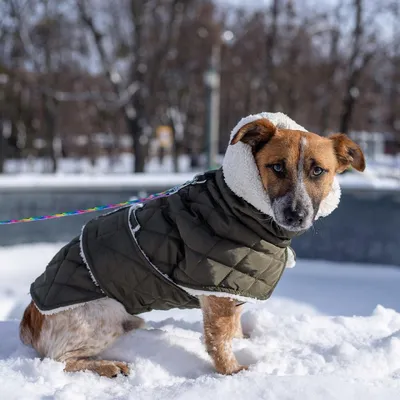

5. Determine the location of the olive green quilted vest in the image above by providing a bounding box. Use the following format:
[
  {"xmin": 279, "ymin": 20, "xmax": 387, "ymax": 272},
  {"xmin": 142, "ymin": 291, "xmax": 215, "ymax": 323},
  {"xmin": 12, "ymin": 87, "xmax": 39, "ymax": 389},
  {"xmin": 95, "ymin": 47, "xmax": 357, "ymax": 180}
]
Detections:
[{"xmin": 31, "ymin": 169, "xmax": 301, "ymax": 315}]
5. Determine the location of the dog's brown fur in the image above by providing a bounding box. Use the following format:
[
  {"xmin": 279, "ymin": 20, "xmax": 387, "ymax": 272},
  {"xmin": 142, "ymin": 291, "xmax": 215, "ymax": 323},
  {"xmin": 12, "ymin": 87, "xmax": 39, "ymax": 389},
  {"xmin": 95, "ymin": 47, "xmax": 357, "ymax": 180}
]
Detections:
[
  {"xmin": 200, "ymin": 297, "xmax": 247, "ymax": 374},
  {"xmin": 20, "ymin": 301, "xmax": 45, "ymax": 347},
  {"xmin": 20, "ymin": 118, "xmax": 365, "ymax": 377}
]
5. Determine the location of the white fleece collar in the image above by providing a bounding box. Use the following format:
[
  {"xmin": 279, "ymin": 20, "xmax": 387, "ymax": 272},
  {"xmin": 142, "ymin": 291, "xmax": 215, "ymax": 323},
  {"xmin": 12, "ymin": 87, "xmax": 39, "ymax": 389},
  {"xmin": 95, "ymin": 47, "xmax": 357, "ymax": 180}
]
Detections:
[{"xmin": 222, "ymin": 112, "xmax": 341, "ymax": 221}]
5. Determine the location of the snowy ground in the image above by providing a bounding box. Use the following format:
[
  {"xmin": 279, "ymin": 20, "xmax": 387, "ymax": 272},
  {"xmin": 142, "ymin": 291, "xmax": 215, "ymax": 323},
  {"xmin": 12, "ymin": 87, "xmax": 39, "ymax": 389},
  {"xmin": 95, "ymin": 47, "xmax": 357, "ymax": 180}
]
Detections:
[
  {"xmin": 0, "ymin": 168, "xmax": 399, "ymax": 192},
  {"xmin": 4, "ymin": 154, "xmax": 198, "ymax": 175},
  {"xmin": 1, "ymin": 243, "xmax": 400, "ymax": 399},
  {"xmin": 0, "ymin": 154, "xmax": 400, "ymax": 190},
  {"xmin": 3, "ymin": 154, "xmax": 400, "ymax": 190}
]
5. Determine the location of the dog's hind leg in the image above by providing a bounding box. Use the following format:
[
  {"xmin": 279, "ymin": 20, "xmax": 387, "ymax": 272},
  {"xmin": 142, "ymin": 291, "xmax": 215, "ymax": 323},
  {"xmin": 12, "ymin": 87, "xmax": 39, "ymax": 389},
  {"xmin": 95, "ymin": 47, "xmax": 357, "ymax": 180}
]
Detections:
[
  {"xmin": 20, "ymin": 298, "xmax": 144, "ymax": 378},
  {"xmin": 63, "ymin": 356, "xmax": 131, "ymax": 377}
]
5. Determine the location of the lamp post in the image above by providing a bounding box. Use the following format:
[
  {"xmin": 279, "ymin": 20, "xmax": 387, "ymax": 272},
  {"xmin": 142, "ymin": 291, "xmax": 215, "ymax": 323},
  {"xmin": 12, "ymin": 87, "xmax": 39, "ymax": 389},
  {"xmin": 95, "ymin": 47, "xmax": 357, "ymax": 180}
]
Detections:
[{"xmin": 204, "ymin": 30, "xmax": 234, "ymax": 170}]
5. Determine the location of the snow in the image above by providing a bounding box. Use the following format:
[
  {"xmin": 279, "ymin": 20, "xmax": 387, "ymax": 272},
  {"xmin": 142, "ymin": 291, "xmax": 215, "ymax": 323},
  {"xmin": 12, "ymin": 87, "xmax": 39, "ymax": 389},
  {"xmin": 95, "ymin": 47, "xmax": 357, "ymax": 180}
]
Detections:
[
  {"xmin": 0, "ymin": 170, "xmax": 399, "ymax": 192},
  {"xmin": 4, "ymin": 154, "xmax": 197, "ymax": 175},
  {"xmin": 1, "ymin": 243, "xmax": 400, "ymax": 399},
  {"xmin": 0, "ymin": 173, "xmax": 197, "ymax": 192},
  {"xmin": 2, "ymin": 153, "xmax": 400, "ymax": 191}
]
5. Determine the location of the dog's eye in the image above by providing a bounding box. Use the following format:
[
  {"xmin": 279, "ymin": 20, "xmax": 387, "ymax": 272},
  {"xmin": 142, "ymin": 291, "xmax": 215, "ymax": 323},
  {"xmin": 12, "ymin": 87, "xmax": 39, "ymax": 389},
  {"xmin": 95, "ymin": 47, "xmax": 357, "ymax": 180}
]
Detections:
[
  {"xmin": 272, "ymin": 164, "xmax": 283, "ymax": 173},
  {"xmin": 312, "ymin": 166, "xmax": 324, "ymax": 177}
]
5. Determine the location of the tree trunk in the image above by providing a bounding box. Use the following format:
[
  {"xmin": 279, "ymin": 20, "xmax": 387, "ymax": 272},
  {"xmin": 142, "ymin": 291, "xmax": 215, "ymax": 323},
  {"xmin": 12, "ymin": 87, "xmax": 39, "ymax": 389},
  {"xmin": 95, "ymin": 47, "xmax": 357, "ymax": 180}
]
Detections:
[
  {"xmin": 42, "ymin": 0, "xmax": 57, "ymax": 172},
  {"xmin": 42, "ymin": 92, "xmax": 58, "ymax": 172},
  {"xmin": 129, "ymin": 0, "xmax": 148, "ymax": 173},
  {"xmin": 264, "ymin": 0, "xmax": 280, "ymax": 111},
  {"xmin": 172, "ymin": 136, "xmax": 179, "ymax": 173},
  {"xmin": 339, "ymin": 0, "xmax": 373, "ymax": 134},
  {"xmin": 126, "ymin": 109, "xmax": 147, "ymax": 173},
  {"xmin": 339, "ymin": 78, "xmax": 358, "ymax": 134},
  {"xmin": 285, "ymin": 2, "xmax": 299, "ymax": 118},
  {"xmin": 168, "ymin": 114, "xmax": 179, "ymax": 173},
  {"xmin": 0, "ymin": 130, "xmax": 5, "ymax": 174},
  {"xmin": 320, "ymin": 26, "xmax": 340, "ymax": 134},
  {"xmin": 388, "ymin": 1, "xmax": 400, "ymax": 137},
  {"xmin": 339, "ymin": 0, "xmax": 361, "ymax": 134}
]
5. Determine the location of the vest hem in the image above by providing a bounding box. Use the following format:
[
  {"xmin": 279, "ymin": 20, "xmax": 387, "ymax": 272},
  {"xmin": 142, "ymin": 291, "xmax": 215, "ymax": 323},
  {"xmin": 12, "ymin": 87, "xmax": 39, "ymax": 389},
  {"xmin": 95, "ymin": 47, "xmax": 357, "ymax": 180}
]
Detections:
[
  {"xmin": 32, "ymin": 298, "xmax": 105, "ymax": 315},
  {"xmin": 176, "ymin": 285, "xmax": 269, "ymax": 304}
]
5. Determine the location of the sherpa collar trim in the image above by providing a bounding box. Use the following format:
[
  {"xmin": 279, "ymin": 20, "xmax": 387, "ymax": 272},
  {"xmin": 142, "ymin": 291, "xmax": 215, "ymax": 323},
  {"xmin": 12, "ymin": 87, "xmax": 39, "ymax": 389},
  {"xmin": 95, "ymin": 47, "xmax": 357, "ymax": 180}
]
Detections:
[{"xmin": 222, "ymin": 112, "xmax": 341, "ymax": 221}]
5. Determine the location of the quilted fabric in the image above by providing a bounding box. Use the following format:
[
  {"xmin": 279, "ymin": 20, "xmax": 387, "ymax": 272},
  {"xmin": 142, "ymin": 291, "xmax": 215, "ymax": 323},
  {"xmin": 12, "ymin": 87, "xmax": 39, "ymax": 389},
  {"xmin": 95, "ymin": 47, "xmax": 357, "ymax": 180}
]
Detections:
[
  {"xmin": 133, "ymin": 169, "xmax": 301, "ymax": 301},
  {"xmin": 31, "ymin": 169, "xmax": 302, "ymax": 315},
  {"xmin": 30, "ymin": 237, "xmax": 105, "ymax": 312},
  {"xmin": 82, "ymin": 206, "xmax": 199, "ymax": 314}
]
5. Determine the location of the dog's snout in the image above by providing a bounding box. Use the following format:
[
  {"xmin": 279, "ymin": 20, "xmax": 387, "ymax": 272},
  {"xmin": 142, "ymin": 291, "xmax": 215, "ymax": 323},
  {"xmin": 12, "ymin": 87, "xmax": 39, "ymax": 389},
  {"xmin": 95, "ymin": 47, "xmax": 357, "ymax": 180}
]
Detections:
[
  {"xmin": 272, "ymin": 194, "xmax": 313, "ymax": 231},
  {"xmin": 283, "ymin": 207, "xmax": 307, "ymax": 227}
]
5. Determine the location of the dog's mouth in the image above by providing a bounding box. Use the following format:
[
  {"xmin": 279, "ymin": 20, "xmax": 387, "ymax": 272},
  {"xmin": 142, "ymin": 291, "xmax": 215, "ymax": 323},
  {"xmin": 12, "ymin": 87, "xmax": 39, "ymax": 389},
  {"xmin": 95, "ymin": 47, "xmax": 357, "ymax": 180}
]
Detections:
[{"xmin": 273, "ymin": 216, "xmax": 312, "ymax": 232}]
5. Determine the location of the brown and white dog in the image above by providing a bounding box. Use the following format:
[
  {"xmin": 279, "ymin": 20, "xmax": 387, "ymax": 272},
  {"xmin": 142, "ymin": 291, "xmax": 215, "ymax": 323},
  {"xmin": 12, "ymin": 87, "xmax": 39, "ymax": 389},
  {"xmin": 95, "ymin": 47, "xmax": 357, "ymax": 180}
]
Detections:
[{"xmin": 20, "ymin": 113, "xmax": 365, "ymax": 377}]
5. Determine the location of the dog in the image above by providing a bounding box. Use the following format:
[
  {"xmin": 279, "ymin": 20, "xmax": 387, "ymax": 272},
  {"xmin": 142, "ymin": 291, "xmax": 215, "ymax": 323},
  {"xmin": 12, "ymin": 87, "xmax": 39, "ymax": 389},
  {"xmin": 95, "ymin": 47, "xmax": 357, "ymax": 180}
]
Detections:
[{"xmin": 20, "ymin": 113, "xmax": 365, "ymax": 377}]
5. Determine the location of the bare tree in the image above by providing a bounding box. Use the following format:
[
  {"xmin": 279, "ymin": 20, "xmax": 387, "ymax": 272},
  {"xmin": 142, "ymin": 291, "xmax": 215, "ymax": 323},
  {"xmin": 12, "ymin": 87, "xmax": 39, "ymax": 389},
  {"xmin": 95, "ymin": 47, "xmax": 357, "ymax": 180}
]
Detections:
[
  {"xmin": 264, "ymin": 0, "xmax": 280, "ymax": 111},
  {"xmin": 283, "ymin": 0, "xmax": 300, "ymax": 117},
  {"xmin": 38, "ymin": 0, "xmax": 60, "ymax": 172},
  {"xmin": 319, "ymin": 3, "xmax": 342, "ymax": 134},
  {"xmin": 339, "ymin": 0, "xmax": 375, "ymax": 134},
  {"xmin": 76, "ymin": 0, "xmax": 143, "ymax": 172},
  {"xmin": 388, "ymin": 0, "xmax": 400, "ymax": 140},
  {"xmin": 0, "ymin": 0, "xmax": 398, "ymax": 174},
  {"xmin": 76, "ymin": 0, "xmax": 189, "ymax": 172}
]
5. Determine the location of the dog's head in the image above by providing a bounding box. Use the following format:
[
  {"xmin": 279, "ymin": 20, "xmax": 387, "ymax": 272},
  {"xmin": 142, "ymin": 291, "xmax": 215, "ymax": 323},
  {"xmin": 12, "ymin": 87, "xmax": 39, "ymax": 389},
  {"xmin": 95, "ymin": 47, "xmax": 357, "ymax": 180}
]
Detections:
[{"xmin": 228, "ymin": 117, "xmax": 365, "ymax": 232}]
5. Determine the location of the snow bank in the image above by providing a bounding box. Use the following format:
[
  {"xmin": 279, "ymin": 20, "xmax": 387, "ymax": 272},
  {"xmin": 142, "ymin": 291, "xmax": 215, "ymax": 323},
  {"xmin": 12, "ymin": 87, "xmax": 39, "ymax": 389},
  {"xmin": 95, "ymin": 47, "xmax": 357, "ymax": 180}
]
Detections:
[
  {"xmin": 0, "ymin": 170, "xmax": 399, "ymax": 192},
  {"xmin": 1, "ymin": 243, "xmax": 400, "ymax": 399},
  {"xmin": 0, "ymin": 173, "xmax": 196, "ymax": 192},
  {"xmin": 0, "ymin": 172, "xmax": 399, "ymax": 192}
]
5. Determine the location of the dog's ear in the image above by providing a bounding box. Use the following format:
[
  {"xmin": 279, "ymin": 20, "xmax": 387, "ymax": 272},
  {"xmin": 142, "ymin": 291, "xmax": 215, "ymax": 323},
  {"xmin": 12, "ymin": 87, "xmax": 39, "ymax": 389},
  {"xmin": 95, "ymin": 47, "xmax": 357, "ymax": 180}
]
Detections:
[
  {"xmin": 329, "ymin": 133, "xmax": 366, "ymax": 173},
  {"xmin": 230, "ymin": 118, "xmax": 276, "ymax": 148}
]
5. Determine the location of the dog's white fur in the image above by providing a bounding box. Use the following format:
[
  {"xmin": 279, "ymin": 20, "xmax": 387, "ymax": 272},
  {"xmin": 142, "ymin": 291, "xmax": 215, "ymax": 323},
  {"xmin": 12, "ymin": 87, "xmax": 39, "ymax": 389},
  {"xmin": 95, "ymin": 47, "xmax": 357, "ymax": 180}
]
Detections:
[{"xmin": 31, "ymin": 298, "xmax": 143, "ymax": 361}]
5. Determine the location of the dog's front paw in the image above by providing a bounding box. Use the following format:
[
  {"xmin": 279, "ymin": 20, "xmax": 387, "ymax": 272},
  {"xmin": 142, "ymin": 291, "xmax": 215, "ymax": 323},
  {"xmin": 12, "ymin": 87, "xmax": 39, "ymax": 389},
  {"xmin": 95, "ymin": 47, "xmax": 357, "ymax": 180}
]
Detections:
[
  {"xmin": 234, "ymin": 332, "xmax": 250, "ymax": 339},
  {"xmin": 231, "ymin": 364, "xmax": 249, "ymax": 374},
  {"xmin": 216, "ymin": 363, "xmax": 249, "ymax": 375}
]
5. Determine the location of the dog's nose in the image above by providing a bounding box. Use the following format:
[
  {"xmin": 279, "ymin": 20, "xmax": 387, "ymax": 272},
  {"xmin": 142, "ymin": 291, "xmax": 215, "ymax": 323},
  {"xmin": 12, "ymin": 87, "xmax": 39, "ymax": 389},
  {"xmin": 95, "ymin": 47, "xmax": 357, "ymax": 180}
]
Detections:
[{"xmin": 283, "ymin": 207, "xmax": 306, "ymax": 227}]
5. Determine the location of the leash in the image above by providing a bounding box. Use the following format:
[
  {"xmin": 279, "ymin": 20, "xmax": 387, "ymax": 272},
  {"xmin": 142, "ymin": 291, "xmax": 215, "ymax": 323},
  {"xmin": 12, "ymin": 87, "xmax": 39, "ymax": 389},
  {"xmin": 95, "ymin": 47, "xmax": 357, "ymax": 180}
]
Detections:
[{"xmin": 0, "ymin": 185, "xmax": 184, "ymax": 226}]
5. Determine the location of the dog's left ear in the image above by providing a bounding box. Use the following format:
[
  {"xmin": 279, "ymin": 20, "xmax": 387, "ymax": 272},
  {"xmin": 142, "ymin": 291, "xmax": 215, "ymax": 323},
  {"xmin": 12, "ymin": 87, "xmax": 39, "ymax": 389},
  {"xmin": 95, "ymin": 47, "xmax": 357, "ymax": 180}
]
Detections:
[
  {"xmin": 329, "ymin": 133, "xmax": 366, "ymax": 173},
  {"xmin": 231, "ymin": 118, "xmax": 276, "ymax": 148}
]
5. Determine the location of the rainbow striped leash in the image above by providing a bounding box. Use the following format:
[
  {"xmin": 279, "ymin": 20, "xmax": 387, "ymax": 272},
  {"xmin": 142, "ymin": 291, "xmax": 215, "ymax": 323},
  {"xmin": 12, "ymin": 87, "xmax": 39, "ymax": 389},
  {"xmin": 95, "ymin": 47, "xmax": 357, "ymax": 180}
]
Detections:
[{"xmin": 0, "ymin": 184, "xmax": 186, "ymax": 226}]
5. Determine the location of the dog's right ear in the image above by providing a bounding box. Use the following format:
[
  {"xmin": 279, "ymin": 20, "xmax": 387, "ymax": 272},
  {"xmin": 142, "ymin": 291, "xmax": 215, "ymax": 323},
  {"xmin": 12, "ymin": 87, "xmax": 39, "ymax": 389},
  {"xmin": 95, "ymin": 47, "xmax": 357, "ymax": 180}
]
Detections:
[{"xmin": 230, "ymin": 118, "xmax": 277, "ymax": 148}]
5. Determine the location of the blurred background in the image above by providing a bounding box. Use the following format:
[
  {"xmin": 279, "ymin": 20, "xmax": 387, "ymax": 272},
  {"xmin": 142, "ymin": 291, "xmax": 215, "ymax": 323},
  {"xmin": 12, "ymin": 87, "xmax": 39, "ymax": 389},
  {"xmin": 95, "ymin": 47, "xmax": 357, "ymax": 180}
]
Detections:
[{"xmin": 0, "ymin": 0, "xmax": 399, "ymax": 266}]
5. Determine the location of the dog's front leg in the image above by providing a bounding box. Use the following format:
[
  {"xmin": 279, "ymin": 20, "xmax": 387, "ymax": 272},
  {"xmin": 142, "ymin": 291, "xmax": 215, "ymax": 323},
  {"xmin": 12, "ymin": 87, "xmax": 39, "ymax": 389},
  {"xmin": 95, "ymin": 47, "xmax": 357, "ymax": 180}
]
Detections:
[
  {"xmin": 200, "ymin": 295, "xmax": 248, "ymax": 375},
  {"xmin": 233, "ymin": 303, "xmax": 246, "ymax": 338}
]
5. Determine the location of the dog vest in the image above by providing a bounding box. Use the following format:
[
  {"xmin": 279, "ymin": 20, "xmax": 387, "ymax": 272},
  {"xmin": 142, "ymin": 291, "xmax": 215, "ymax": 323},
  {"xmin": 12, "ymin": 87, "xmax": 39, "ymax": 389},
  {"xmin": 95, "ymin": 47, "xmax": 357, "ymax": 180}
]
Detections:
[{"xmin": 30, "ymin": 169, "xmax": 302, "ymax": 314}]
